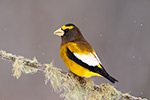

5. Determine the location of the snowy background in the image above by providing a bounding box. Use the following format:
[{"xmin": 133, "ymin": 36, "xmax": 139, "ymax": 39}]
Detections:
[{"xmin": 0, "ymin": 0, "xmax": 150, "ymax": 100}]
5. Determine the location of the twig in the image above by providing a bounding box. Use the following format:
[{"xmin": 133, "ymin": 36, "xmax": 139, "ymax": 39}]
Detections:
[{"xmin": 0, "ymin": 50, "xmax": 147, "ymax": 100}]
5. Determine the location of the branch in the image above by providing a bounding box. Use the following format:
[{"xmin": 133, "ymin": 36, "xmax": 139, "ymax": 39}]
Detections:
[{"xmin": 0, "ymin": 50, "xmax": 147, "ymax": 100}]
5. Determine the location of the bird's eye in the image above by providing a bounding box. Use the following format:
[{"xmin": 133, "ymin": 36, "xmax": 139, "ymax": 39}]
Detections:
[{"xmin": 64, "ymin": 29, "xmax": 69, "ymax": 33}]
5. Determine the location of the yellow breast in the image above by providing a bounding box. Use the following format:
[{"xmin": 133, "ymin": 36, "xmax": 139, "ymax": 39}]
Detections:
[{"xmin": 60, "ymin": 42, "xmax": 101, "ymax": 77}]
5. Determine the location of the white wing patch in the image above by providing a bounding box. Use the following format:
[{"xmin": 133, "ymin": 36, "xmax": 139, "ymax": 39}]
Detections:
[{"xmin": 73, "ymin": 52, "xmax": 102, "ymax": 66}]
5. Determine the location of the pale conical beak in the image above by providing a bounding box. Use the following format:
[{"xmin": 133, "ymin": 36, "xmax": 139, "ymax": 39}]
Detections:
[{"xmin": 53, "ymin": 28, "xmax": 64, "ymax": 36}]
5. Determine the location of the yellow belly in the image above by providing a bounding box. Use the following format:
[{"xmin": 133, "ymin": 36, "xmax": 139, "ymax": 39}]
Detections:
[{"xmin": 60, "ymin": 43, "xmax": 101, "ymax": 77}]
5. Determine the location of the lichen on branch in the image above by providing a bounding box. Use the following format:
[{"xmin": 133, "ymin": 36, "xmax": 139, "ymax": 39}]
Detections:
[{"xmin": 0, "ymin": 50, "xmax": 147, "ymax": 100}]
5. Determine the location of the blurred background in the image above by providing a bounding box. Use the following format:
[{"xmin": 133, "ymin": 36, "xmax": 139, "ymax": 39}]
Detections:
[{"xmin": 0, "ymin": 0, "xmax": 150, "ymax": 100}]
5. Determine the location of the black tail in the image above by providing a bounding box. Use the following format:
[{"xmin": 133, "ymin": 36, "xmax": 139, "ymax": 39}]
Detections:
[
  {"xmin": 97, "ymin": 64, "xmax": 118, "ymax": 83},
  {"xmin": 105, "ymin": 75, "xmax": 118, "ymax": 83}
]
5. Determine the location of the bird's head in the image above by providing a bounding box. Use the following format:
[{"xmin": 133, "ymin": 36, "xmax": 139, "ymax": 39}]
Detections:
[{"xmin": 54, "ymin": 23, "xmax": 83, "ymax": 44}]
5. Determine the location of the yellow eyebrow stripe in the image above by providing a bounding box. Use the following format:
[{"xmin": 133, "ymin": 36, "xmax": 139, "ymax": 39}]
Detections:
[{"xmin": 62, "ymin": 25, "xmax": 74, "ymax": 30}]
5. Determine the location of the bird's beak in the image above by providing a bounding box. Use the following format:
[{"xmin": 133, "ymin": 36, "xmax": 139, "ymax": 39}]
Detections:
[{"xmin": 53, "ymin": 28, "xmax": 64, "ymax": 36}]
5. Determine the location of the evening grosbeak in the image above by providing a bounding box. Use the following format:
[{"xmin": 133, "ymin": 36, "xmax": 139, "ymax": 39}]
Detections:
[{"xmin": 53, "ymin": 23, "xmax": 118, "ymax": 83}]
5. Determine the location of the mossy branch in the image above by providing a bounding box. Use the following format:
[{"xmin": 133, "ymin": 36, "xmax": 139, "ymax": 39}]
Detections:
[{"xmin": 0, "ymin": 50, "xmax": 147, "ymax": 100}]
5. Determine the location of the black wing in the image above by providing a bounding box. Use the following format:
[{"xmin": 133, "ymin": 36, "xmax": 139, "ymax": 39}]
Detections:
[{"xmin": 66, "ymin": 47, "xmax": 118, "ymax": 83}]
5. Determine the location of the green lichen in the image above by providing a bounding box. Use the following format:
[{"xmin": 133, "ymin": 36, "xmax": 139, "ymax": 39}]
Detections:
[
  {"xmin": 44, "ymin": 61, "xmax": 63, "ymax": 91},
  {"xmin": 0, "ymin": 50, "xmax": 16, "ymax": 59},
  {"xmin": 1, "ymin": 50, "xmax": 147, "ymax": 100},
  {"xmin": 23, "ymin": 57, "xmax": 38, "ymax": 74},
  {"xmin": 12, "ymin": 56, "xmax": 38, "ymax": 79},
  {"xmin": 44, "ymin": 62, "xmax": 120, "ymax": 100},
  {"xmin": 12, "ymin": 56, "xmax": 24, "ymax": 79}
]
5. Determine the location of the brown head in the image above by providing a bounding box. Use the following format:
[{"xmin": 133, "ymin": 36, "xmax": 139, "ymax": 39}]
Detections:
[{"xmin": 53, "ymin": 23, "xmax": 85, "ymax": 45}]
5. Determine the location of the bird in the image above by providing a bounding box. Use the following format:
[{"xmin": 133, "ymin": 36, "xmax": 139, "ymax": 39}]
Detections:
[{"xmin": 53, "ymin": 23, "xmax": 118, "ymax": 83}]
